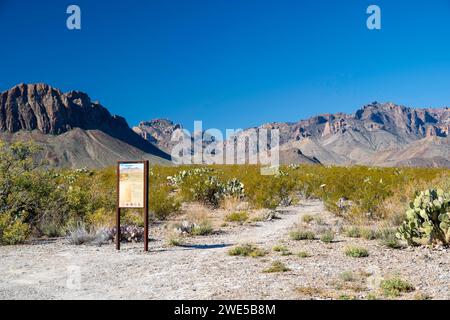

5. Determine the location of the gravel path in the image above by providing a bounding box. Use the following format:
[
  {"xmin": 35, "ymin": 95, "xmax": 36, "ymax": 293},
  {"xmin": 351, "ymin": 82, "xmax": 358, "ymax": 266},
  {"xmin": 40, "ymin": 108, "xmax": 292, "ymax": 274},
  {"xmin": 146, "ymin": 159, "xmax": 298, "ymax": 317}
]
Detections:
[{"xmin": 0, "ymin": 200, "xmax": 449, "ymax": 300}]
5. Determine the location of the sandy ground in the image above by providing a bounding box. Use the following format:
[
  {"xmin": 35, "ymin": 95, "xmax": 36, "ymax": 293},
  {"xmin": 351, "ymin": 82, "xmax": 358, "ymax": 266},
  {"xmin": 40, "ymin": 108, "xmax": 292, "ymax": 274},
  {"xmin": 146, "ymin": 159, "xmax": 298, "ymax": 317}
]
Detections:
[{"xmin": 0, "ymin": 200, "xmax": 449, "ymax": 300}]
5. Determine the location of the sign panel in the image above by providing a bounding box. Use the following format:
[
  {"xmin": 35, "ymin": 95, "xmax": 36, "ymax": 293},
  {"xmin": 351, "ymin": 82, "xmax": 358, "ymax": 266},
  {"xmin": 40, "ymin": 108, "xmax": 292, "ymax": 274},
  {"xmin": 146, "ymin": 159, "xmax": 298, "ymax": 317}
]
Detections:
[{"xmin": 118, "ymin": 162, "xmax": 145, "ymax": 208}]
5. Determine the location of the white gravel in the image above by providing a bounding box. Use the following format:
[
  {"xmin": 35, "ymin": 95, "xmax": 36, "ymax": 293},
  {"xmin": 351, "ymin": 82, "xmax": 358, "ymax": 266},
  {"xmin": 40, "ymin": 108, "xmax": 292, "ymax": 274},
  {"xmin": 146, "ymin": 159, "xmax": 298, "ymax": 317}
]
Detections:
[{"xmin": 0, "ymin": 200, "xmax": 449, "ymax": 300}]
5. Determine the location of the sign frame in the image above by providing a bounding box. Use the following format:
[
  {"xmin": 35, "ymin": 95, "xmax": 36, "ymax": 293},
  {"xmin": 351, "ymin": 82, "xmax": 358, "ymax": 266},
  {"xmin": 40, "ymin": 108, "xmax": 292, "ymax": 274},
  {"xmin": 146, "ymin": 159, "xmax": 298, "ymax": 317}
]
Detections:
[{"xmin": 116, "ymin": 160, "xmax": 149, "ymax": 251}]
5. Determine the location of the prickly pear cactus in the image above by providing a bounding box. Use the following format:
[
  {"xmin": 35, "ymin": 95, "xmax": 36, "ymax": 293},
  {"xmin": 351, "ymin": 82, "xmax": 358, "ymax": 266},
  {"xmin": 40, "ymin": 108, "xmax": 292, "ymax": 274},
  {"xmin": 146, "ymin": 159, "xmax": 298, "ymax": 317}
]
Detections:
[{"xmin": 396, "ymin": 189, "xmax": 450, "ymax": 246}]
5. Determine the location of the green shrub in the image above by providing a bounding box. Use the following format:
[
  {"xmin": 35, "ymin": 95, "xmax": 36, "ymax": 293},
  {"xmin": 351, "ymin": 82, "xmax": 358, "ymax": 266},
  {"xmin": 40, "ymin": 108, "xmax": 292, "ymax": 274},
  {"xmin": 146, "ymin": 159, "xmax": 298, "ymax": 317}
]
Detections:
[
  {"xmin": 302, "ymin": 214, "xmax": 314, "ymax": 223},
  {"xmin": 272, "ymin": 245, "xmax": 291, "ymax": 255},
  {"xmin": 263, "ymin": 261, "xmax": 290, "ymax": 273},
  {"xmin": 397, "ymin": 188, "xmax": 450, "ymax": 246},
  {"xmin": 297, "ymin": 251, "xmax": 311, "ymax": 258},
  {"xmin": 379, "ymin": 228, "xmax": 403, "ymax": 249},
  {"xmin": 167, "ymin": 168, "xmax": 244, "ymax": 207},
  {"xmin": 380, "ymin": 278, "xmax": 415, "ymax": 297},
  {"xmin": 0, "ymin": 148, "xmax": 448, "ymax": 245},
  {"xmin": 86, "ymin": 208, "xmax": 114, "ymax": 227},
  {"xmin": 191, "ymin": 220, "xmax": 213, "ymax": 236},
  {"xmin": 228, "ymin": 244, "xmax": 266, "ymax": 257},
  {"xmin": 0, "ymin": 213, "xmax": 30, "ymax": 245},
  {"xmin": 345, "ymin": 226, "xmax": 361, "ymax": 238},
  {"xmin": 289, "ymin": 230, "xmax": 315, "ymax": 240},
  {"xmin": 168, "ymin": 236, "xmax": 185, "ymax": 247},
  {"xmin": 320, "ymin": 230, "xmax": 334, "ymax": 243},
  {"xmin": 39, "ymin": 220, "xmax": 65, "ymax": 238},
  {"xmin": 150, "ymin": 186, "xmax": 181, "ymax": 220},
  {"xmin": 366, "ymin": 293, "xmax": 379, "ymax": 300},
  {"xmin": 225, "ymin": 211, "xmax": 248, "ymax": 223},
  {"xmin": 122, "ymin": 210, "xmax": 144, "ymax": 227},
  {"xmin": 360, "ymin": 228, "xmax": 379, "ymax": 240},
  {"xmin": 344, "ymin": 246, "xmax": 369, "ymax": 258},
  {"xmin": 339, "ymin": 271, "xmax": 355, "ymax": 282}
]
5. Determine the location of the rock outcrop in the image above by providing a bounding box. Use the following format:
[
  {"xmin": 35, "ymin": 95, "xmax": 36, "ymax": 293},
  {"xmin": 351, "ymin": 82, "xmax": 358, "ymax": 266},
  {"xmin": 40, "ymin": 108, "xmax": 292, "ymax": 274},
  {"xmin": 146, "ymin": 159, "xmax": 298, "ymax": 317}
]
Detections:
[
  {"xmin": 0, "ymin": 83, "xmax": 171, "ymax": 167},
  {"xmin": 137, "ymin": 102, "xmax": 450, "ymax": 167}
]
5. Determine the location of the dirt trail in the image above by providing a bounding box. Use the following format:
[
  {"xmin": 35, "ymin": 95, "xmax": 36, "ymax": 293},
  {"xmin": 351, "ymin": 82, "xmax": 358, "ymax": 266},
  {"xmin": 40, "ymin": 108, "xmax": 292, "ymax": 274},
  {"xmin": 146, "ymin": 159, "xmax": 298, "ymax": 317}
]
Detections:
[
  {"xmin": 2, "ymin": 199, "xmax": 450, "ymax": 300},
  {"xmin": 0, "ymin": 201, "xmax": 323, "ymax": 300}
]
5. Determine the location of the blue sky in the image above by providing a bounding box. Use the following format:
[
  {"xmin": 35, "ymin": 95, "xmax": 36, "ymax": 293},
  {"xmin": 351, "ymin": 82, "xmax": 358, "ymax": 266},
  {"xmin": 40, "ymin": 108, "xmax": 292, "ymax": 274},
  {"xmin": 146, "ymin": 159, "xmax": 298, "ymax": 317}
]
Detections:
[{"xmin": 0, "ymin": 0, "xmax": 449, "ymax": 131}]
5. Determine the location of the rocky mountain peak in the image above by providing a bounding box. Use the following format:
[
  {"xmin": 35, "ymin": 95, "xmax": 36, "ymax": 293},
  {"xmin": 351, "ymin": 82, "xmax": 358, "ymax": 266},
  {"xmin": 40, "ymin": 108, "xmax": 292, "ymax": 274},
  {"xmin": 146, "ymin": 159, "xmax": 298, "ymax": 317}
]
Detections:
[
  {"xmin": 0, "ymin": 83, "xmax": 170, "ymax": 160},
  {"xmin": 133, "ymin": 118, "xmax": 183, "ymax": 153}
]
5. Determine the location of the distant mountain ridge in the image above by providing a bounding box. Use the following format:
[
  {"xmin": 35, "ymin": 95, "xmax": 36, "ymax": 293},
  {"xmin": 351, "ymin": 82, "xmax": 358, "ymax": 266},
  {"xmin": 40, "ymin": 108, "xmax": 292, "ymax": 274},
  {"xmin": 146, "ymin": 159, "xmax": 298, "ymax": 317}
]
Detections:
[
  {"xmin": 2, "ymin": 83, "xmax": 449, "ymax": 168},
  {"xmin": 133, "ymin": 119, "xmax": 182, "ymax": 153},
  {"xmin": 136, "ymin": 102, "xmax": 450, "ymax": 168},
  {"xmin": 0, "ymin": 83, "xmax": 170, "ymax": 167}
]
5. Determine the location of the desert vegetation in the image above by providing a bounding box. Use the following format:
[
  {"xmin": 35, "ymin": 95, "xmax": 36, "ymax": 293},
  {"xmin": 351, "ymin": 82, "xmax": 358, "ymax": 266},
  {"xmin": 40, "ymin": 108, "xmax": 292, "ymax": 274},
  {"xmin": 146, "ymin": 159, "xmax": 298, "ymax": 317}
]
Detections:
[{"xmin": 1, "ymin": 142, "xmax": 450, "ymax": 248}]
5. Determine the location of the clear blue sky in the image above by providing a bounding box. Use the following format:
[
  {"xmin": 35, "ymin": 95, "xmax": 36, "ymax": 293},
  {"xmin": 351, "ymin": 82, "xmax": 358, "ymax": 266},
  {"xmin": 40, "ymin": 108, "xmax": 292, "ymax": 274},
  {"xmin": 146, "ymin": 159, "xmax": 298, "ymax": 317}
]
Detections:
[{"xmin": 1, "ymin": 0, "xmax": 449, "ymax": 131}]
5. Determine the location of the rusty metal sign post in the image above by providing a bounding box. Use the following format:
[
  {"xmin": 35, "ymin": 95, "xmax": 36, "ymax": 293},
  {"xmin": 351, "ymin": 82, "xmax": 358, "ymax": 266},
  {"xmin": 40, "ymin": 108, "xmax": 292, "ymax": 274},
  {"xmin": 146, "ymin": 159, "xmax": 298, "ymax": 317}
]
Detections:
[{"xmin": 116, "ymin": 160, "xmax": 149, "ymax": 251}]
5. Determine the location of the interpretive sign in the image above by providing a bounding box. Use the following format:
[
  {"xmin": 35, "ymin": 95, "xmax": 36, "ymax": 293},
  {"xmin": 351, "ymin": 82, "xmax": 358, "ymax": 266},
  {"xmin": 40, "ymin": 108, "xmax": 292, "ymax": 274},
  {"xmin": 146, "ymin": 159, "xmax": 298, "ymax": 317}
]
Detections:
[
  {"xmin": 116, "ymin": 160, "xmax": 149, "ymax": 251},
  {"xmin": 119, "ymin": 163, "xmax": 145, "ymax": 208}
]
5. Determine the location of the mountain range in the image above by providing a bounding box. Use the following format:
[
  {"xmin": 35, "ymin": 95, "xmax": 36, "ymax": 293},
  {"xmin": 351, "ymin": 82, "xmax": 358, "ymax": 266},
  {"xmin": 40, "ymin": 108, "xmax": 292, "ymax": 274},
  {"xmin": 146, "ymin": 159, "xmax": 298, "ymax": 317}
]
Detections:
[
  {"xmin": 1, "ymin": 83, "xmax": 449, "ymax": 168},
  {"xmin": 0, "ymin": 83, "xmax": 170, "ymax": 167},
  {"xmin": 134, "ymin": 104, "xmax": 450, "ymax": 168}
]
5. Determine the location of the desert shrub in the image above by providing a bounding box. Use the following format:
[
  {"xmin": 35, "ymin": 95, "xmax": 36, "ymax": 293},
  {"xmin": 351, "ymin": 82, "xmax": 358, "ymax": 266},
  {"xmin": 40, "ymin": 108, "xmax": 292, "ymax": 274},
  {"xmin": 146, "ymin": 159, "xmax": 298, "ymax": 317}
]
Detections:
[
  {"xmin": 150, "ymin": 186, "xmax": 180, "ymax": 220},
  {"xmin": 263, "ymin": 261, "xmax": 290, "ymax": 273},
  {"xmin": 379, "ymin": 228, "xmax": 403, "ymax": 249},
  {"xmin": 1, "ymin": 150, "xmax": 448, "ymax": 245},
  {"xmin": 0, "ymin": 142, "xmax": 68, "ymax": 242},
  {"xmin": 160, "ymin": 164, "xmax": 446, "ymax": 218},
  {"xmin": 228, "ymin": 244, "xmax": 266, "ymax": 257},
  {"xmin": 344, "ymin": 246, "xmax": 369, "ymax": 258},
  {"xmin": 0, "ymin": 212, "xmax": 30, "ymax": 245},
  {"xmin": 38, "ymin": 220, "xmax": 65, "ymax": 238},
  {"xmin": 380, "ymin": 278, "xmax": 415, "ymax": 297},
  {"xmin": 320, "ymin": 230, "xmax": 334, "ymax": 243},
  {"xmin": 86, "ymin": 208, "xmax": 114, "ymax": 227},
  {"xmin": 122, "ymin": 210, "xmax": 144, "ymax": 227},
  {"xmin": 67, "ymin": 223, "xmax": 96, "ymax": 245},
  {"xmin": 289, "ymin": 230, "xmax": 315, "ymax": 240},
  {"xmin": 225, "ymin": 211, "xmax": 249, "ymax": 223},
  {"xmin": 297, "ymin": 251, "xmax": 311, "ymax": 258},
  {"xmin": 167, "ymin": 235, "xmax": 185, "ymax": 246},
  {"xmin": 191, "ymin": 220, "xmax": 213, "ymax": 236},
  {"xmin": 360, "ymin": 228, "xmax": 379, "ymax": 240},
  {"xmin": 345, "ymin": 226, "xmax": 361, "ymax": 238},
  {"xmin": 413, "ymin": 293, "xmax": 432, "ymax": 300},
  {"xmin": 302, "ymin": 214, "xmax": 314, "ymax": 223},
  {"xmin": 272, "ymin": 245, "xmax": 291, "ymax": 255},
  {"xmin": 382, "ymin": 237, "xmax": 403, "ymax": 249},
  {"xmin": 272, "ymin": 245, "xmax": 288, "ymax": 252},
  {"xmin": 249, "ymin": 174, "xmax": 295, "ymax": 209},
  {"xmin": 339, "ymin": 271, "xmax": 355, "ymax": 282},
  {"xmin": 167, "ymin": 168, "xmax": 244, "ymax": 207},
  {"xmin": 397, "ymin": 188, "xmax": 450, "ymax": 246}
]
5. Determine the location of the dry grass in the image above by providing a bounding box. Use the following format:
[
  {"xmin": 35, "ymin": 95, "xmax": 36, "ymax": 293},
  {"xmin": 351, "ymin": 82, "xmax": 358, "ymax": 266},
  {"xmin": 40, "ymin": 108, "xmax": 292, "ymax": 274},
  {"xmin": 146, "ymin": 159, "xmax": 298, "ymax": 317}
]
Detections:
[
  {"xmin": 344, "ymin": 246, "xmax": 369, "ymax": 258},
  {"xmin": 380, "ymin": 277, "xmax": 415, "ymax": 298},
  {"xmin": 185, "ymin": 204, "xmax": 210, "ymax": 224},
  {"xmin": 263, "ymin": 261, "xmax": 290, "ymax": 273},
  {"xmin": 228, "ymin": 243, "xmax": 266, "ymax": 257},
  {"xmin": 296, "ymin": 286, "xmax": 335, "ymax": 299},
  {"xmin": 220, "ymin": 196, "xmax": 242, "ymax": 212},
  {"xmin": 225, "ymin": 211, "xmax": 249, "ymax": 223}
]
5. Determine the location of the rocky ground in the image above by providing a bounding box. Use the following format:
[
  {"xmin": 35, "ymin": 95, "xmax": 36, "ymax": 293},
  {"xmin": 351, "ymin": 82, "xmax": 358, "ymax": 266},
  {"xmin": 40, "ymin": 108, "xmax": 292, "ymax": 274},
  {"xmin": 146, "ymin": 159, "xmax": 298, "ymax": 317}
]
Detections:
[{"xmin": 0, "ymin": 199, "xmax": 449, "ymax": 300}]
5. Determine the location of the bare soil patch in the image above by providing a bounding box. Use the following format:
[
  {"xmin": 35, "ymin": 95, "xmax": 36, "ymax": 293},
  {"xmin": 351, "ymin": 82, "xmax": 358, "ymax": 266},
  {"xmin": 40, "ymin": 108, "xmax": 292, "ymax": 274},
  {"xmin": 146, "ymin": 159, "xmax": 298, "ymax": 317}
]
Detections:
[{"xmin": 0, "ymin": 200, "xmax": 449, "ymax": 300}]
